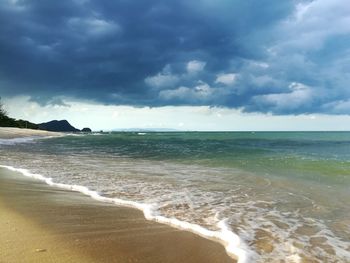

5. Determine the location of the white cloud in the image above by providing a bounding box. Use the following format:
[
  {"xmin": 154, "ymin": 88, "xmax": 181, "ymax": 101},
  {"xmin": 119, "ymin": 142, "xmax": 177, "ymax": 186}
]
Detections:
[
  {"xmin": 145, "ymin": 64, "xmax": 180, "ymax": 89},
  {"xmin": 68, "ymin": 17, "xmax": 121, "ymax": 37},
  {"xmin": 159, "ymin": 82, "xmax": 214, "ymax": 102},
  {"xmin": 250, "ymin": 75, "xmax": 277, "ymax": 87},
  {"xmin": 323, "ymin": 99, "xmax": 350, "ymax": 114},
  {"xmin": 186, "ymin": 60, "xmax": 206, "ymax": 74},
  {"xmin": 275, "ymin": 0, "xmax": 350, "ymax": 51},
  {"xmin": 194, "ymin": 82, "xmax": 213, "ymax": 96},
  {"xmin": 253, "ymin": 82, "xmax": 314, "ymax": 111},
  {"xmin": 249, "ymin": 61, "xmax": 269, "ymax": 69},
  {"xmin": 73, "ymin": 0, "xmax": 89, "ymax": 4},
  {"xmin": 146, "ymin": 61, "xmax": 209, "ymax": 91},
  {"xmin": 159, "ymin": 86, "xmax": 190, "ymax": 100},
  {"xmin": 7, "ymin": 0, "xmax": 19, "ymax": 5},
  {"xmin": 5, "ymin": 0, "xmax": 26, "ymax": 10},
  {"xmin": 215, "ymin": 73, "xmax": 237, "ymax": 85},
  {"xmin": 145, "ymin": 73, "xmax": 179, "ymax": 89}
]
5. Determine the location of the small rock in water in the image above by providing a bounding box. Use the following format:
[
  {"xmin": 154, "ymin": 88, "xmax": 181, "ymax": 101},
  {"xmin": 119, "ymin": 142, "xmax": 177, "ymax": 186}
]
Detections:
[{"xmin": 35, "ymin": 248, "xmax": 47, "ymax": 253}]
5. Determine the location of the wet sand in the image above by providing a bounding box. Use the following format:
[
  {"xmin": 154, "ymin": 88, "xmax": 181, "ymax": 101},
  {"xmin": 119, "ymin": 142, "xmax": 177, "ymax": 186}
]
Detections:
[
  {"xmin": 0, "ymin": 127, "xmax": 63, "ymax": 139},
  {"xmin": 0, "ymin": 167, "xmax": 234, "ymax": 263}
]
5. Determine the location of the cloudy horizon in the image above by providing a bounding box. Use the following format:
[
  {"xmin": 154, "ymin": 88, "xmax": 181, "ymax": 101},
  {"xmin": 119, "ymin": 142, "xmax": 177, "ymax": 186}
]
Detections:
[{"xmin": 1, "ymin": 0, "xmax": 350, "ymax": 130}]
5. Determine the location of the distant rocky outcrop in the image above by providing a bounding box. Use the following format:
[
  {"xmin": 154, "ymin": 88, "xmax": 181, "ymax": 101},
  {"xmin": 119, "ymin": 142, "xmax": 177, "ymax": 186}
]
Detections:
[
  {"xmin": 81, "ymin": 127, "xmax": 92, "ymax": 133},
  {"xmin": 38, "ymin": 120, "xmax": 80, "ymax": 132}
]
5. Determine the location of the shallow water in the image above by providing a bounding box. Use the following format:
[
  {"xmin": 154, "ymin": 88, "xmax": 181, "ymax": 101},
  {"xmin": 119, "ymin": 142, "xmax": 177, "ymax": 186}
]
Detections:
[{"xmin": 1, "ymin": 132, "xmax": 349, "ymax": 262}]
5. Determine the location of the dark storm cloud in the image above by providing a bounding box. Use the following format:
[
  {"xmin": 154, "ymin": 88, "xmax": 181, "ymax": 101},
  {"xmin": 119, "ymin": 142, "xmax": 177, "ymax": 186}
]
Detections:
[{"xmin": 0, "ymin": 0, "xmax": 349, "ymax": 114}]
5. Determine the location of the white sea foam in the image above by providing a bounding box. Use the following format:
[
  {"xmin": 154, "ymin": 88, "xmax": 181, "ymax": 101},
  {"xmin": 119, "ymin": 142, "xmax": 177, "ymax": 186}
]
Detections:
[
  {"xmin": 0, "ymin": 133, "xmax": 66, "ymax": 146},
  {"xmin": 0, "ymin": 164, "xmax": 255, "ymax": 263},
  {"xmin": 0, "ymin": 137, "xmax": 39, "ymax": 145},
  {"xmin": 91, "ymin": 133, "xmax": 104, "ymax": 136},
  {"xmin": 65, "ymin": 133, "xmax": 86, "ymax": 137}
]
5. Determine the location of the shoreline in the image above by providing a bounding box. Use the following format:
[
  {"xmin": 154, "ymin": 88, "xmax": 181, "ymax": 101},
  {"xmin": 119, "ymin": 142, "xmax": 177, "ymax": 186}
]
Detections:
[
  {"xmin": 0, "ymin": 127, "xmax": 64, "ymax": 139},
  {"xmin": 0, "ymin": 166, "xmax": 235, "ymax": 263},
  {"xmin": 0, "ymin": 127, "xmax": 245, "ymax": 262}
]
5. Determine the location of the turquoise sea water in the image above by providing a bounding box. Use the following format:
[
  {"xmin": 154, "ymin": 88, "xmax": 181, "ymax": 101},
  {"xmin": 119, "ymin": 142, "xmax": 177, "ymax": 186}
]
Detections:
[{"xmin": 1, "ymin": 132, "xmax": 349, "ymax": 262}]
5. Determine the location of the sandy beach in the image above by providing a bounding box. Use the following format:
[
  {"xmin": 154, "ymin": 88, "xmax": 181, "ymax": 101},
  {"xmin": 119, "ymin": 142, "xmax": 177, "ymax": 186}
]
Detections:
[
  {"xmin": 0, "ymin": 129, "xmax": 234, "ymax": 263},
  {"xmin": 0, "ymin": 127, "xmax": 63, "ymax": 139}
]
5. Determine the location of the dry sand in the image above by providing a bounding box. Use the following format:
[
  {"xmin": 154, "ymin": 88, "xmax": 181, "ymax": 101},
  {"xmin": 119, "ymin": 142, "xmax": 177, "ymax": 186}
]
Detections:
[
  {"xmin": 0, "ymin": 127, "xmax": 63, "ymax": 139},
  {"xmin": 0, "ymin": 167, "xmax": 235, "ymax": 263}
]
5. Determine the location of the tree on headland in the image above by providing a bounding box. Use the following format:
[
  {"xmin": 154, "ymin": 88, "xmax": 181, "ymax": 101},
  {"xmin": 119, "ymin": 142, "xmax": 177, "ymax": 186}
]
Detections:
[
  {"xmin": 0, "ymin": 97, "xmax": 10, "ymax": 121},
  {"xmin": 0, "ymin": 97, "xmax": 7, "ymax": 118},
  {"xmin": 0, "ymin": 97, "xmax": 16, "ymax": 127},
  {"xmin": 0, "ymin": 97, "xmax": 38, "ymax": 129}
]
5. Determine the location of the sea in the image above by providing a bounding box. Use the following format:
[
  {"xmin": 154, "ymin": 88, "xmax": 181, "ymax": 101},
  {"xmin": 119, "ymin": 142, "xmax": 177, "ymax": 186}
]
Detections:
[{"xmin": 0, "ymin": 132, "xmax": 349, "ymax": 262}]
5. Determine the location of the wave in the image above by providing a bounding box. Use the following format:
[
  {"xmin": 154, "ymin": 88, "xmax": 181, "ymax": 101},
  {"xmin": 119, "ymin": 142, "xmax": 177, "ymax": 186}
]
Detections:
[
  {"xmin": 0, "ymin": 133, "xmax": 67, "ymax": 145},
  {"xmin": 0, "ymin": 137, "xmax": 39, "ymax": 145},
  {"xmin": 0, "ymin": 164, "xmax": 255, "ymax": 263}
]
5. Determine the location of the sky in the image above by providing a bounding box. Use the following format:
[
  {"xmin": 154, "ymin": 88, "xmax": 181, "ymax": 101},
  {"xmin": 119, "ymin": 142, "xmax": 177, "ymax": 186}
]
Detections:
[{"xmin": 1, "ymin": 0, "xmax": 350, "ymax": 130}]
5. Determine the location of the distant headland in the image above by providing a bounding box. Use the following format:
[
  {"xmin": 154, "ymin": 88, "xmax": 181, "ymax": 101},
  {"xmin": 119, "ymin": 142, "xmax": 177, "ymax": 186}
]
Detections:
[{"xmin": 38, "ymin": 120, "xmax": 81, "ymax": 132}]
